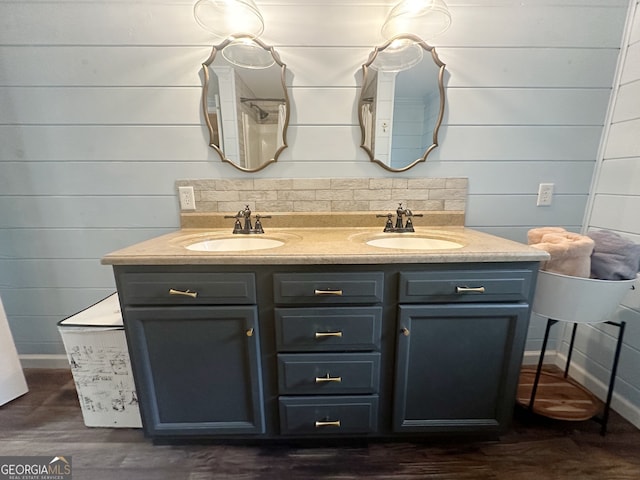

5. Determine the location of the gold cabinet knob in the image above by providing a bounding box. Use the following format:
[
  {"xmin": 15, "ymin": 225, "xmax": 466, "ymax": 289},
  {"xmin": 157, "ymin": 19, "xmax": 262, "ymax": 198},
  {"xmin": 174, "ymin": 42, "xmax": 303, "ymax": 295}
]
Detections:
[
  {"xmin": 246, "ymin": 328, "xmax": 254, "ymax": 337},
  {"xmin": 401, "ymin": 327, "xmax": 410, "ymax": 337}
]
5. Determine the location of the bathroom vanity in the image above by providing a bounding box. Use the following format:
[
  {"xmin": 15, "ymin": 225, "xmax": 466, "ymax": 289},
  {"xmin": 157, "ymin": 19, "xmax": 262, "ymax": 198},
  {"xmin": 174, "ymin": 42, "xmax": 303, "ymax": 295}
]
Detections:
[{"xmin": 102, "ymin": 226, "xmax": 547, "ymax": 442}]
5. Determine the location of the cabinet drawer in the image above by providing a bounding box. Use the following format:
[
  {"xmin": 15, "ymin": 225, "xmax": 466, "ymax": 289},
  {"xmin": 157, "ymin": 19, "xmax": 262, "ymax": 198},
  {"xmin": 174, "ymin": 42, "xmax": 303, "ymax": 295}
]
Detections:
[
  {"xmin": 119, "ymin": 272, "xmax": 256, "ymax": 305},
  {"xmin": 275, "ymin": 307, "xmax": 382, "ymax": 352},
  {"xmin": 279, "ymin": 396, "xmax": 378, "ymax": 435},
  {"xmin": 273, "ymin": 272, "xmax": 384, "ymax": 305},
  {"xmin": 277, "ymin": 353, "xmax": 380, "ymax": 395},
  {"xmin": 399, "ymin": 269, "xmax": 534, "ymax": 303}
]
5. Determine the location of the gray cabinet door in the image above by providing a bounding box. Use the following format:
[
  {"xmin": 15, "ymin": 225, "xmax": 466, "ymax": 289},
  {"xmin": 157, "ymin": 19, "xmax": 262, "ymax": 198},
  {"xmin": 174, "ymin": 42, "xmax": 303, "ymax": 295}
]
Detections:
[
  {"xmin": 125, "ymin": 306, "xmax": 265, "ymax": 437},
  {"xmin": 393, "ymin": 303, "xmax": 530, "ymax": 434}
]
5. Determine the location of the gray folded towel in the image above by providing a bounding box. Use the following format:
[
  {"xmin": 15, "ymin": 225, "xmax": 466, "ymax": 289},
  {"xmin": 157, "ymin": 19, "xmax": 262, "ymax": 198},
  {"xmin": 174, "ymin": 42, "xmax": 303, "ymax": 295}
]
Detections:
[{"xmin": 587, "ymin": 230, "xmax": 640, "ymax": 280}]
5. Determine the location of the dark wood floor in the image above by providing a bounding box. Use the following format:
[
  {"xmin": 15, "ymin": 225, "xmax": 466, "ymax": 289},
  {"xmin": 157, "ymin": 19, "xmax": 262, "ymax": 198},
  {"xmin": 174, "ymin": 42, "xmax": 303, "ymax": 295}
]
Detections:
[{"xmin": 1, "ymin": 369, "xmax": 640, "ymax": 479}]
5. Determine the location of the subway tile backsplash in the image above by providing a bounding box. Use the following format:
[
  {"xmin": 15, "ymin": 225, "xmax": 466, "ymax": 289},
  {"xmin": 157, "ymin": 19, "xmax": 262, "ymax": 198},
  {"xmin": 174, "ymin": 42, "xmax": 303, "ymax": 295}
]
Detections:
[{"xmin": 176, "ymin": 178, "xmax": 468, "ymax": 214}]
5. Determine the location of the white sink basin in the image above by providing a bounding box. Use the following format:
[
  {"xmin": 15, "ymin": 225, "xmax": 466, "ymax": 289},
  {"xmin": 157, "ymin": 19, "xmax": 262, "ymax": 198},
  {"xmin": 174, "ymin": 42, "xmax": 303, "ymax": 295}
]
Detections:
[
  {"xmin": 366, "ymin": 236, "xmax": 464, "ymax": 250},
  {"xmin": 185, "ymin": 237, "xmax": 285, "ymax": 252}
]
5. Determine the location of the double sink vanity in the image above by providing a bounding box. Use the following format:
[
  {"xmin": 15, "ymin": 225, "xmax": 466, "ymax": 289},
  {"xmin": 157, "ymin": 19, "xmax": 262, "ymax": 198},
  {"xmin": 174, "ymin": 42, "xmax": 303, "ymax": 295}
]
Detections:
[
  {"xmin": 108, "ymin": 21, "xmax": 548, "ymax": 443},
  {"xmin": 102, "ymin": 211, "xmax": 548, "ymax": 443},
  {"xmin": 98, "ymin": 5, "xmax": 545, "ymax": 442}
]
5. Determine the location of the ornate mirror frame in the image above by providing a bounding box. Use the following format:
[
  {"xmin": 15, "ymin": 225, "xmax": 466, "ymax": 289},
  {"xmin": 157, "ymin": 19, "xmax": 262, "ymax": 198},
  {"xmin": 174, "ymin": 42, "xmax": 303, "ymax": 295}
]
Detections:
[
  {"xmin": 201, "ymin": 35, "xmax": 290, "ymax": 173},
  {"xmin": 359, "ymin": 34, "xmax": 446, "ymax": 173}
]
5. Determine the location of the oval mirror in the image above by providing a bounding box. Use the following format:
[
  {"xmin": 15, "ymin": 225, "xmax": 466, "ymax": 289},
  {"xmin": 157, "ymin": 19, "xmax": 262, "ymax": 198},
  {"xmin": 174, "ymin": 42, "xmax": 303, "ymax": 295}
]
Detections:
[
  {"xmin": 358, "ymin": 34, "xmax": 446, "ymax": 172},
  {"xmin": 202, "ymin": 35, "xmax": 290, "ymax": 172}
]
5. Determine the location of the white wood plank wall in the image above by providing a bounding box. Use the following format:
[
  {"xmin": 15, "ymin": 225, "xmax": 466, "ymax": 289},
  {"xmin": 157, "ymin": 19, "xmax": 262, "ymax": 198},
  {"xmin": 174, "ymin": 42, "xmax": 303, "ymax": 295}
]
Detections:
[
  {"xmin": 0, "ymin": 0, "xmax": 630, "ymax": 361},
  {"xmin": 577, "ymin": 0, "xmax": 640, "ymax": 428}
]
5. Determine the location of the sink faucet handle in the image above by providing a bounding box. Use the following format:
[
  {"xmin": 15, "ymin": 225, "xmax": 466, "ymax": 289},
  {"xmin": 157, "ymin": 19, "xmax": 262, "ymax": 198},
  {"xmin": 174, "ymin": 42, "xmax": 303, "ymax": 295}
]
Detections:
[
  {"xmin": 402, "ymin": 207, "xmax": 423, "ymax": 231},
  {"xmin": 253, "ymin": 214, "xmax": 271, "ymax": 234},
  {"xmin": 254, "ymin": 217, "xmax": 264, "ymax": 234},
  {"xmin": 404, "ymin": 216, "xmax": 415, "ymax": 232},
  {"xmin": 376, "ymin": 213, "xmax": 394, "ymax": 232},
  {"xmin": 232, "ymin": 217, "xmax": 243, "ymax": 233},
  {"xmin": 408, "ymin": 202, "xmax": 423, "ymax": 221}
]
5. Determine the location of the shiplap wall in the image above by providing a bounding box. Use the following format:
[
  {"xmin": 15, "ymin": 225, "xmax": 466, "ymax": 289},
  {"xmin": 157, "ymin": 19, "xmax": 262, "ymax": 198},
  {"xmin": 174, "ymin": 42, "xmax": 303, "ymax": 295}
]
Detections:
[
  {"xmin": 0, "ymin": 1, "xmax": 629, "ymax": 359},
  {"xmin": 570, "ymin": 0, "xmax": 640, "ymax": 428}
]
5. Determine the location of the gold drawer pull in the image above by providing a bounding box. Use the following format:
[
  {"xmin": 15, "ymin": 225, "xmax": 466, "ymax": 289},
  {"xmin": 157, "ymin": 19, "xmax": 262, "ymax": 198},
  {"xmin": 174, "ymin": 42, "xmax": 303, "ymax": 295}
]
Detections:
[
  {"xmin": 455, "ymin": 286, "xmax": 486, "ymax": 294},
  {"xmin": 246, "ymin": 328, "xmax": 254, "ymax": 337},
  {"xmin": 315, "ymin": 331, "xmax": 343, "ymax": 339},
  {"xmin": 315, "ymin": 373, "xmax": 342, "ymax": 383},
  {"xmin": 401, "ymin": 327, "xmax": 410, "ymax": 337},
  {"xmin": 168, "ymin": 288, "xmax": 198, "ymax": 298},
  {"xmin": 315, "ymin": 420, "xmax": 341, "ymax": 428},
  {"xmin": 314, "ymin": 289, "xmax": 343, "ymax": 296}
]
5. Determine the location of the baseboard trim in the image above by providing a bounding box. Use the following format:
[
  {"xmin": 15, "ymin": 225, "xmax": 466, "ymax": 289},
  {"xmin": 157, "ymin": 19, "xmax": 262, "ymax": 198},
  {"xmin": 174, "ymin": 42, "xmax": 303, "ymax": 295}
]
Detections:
[
  {"xmin": 20, "ymin": 354, "xmax": 69, "ymax": 369},
  {"xmin": 522, "ymin": 349, "xmax": 557, "ymax": 366},
  {"xmin": 553, "ymin": 352, "xmax": 640, "ymax": 431}
]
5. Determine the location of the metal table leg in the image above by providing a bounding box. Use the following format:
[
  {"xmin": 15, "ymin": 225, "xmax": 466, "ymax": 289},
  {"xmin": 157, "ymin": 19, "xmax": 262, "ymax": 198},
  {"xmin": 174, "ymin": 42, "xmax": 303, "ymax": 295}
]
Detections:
[
  {"xmin": 593, "ymin": 320, "xmax": 626, "ymax": 436},
  {"xmin": 529, "ymin": 318, "xmax": 557, "ymax": 410},
  {"xmin": 564, "ymin": 323, "xmax": 578, "ymax": 378}
]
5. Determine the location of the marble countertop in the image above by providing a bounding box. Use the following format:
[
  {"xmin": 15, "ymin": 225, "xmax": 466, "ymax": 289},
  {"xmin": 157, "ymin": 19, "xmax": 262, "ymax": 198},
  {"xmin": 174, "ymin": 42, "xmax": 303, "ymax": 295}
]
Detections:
[{"xmin": 101, "ymin": 226, "xmax": 549, "ymax": 266}]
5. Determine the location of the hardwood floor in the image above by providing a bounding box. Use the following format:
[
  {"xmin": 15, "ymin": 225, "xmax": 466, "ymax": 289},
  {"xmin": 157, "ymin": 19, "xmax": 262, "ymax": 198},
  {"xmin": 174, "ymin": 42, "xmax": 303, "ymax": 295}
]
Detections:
[{"xmin": 1, "ymin": 368, "xmax": 640, "ymax": 479}]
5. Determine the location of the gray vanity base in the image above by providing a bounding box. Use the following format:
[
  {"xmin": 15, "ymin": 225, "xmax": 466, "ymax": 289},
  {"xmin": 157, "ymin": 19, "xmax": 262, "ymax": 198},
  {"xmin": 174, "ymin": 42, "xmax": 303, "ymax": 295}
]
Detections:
[{"xmin": 112, "ymin": 262, "xmax": 538, "ymax": 442}]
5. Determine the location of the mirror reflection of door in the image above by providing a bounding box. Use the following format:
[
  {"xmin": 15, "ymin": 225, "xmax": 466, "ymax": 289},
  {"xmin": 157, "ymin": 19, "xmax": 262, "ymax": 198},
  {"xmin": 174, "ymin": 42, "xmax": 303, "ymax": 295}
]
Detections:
[
  {"xmin": 202, "ymin": 36, "xmax": 289, "ymax": 172},
  {"xmin": 359, "ymin": 35, "xmax": 446, "ymax": 173}
]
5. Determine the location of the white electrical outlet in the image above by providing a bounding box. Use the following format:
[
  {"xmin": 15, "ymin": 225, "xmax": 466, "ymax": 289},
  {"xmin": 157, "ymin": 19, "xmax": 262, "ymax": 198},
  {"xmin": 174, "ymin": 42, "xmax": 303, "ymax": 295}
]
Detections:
[
  {"xmin": 537, "ymin": 183, "xmax": 554, "ymax": 206},
  {"xmin": 178, "ymin": 186, "xmax": 196, "ymax": 211}
]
